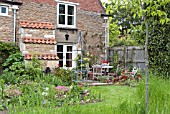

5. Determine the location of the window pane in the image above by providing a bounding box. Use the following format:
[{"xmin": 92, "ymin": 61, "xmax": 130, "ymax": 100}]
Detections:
[
  {"xmin": 66, "ymin": 61, "xmax": 72, "ymax": 67},
  {"xmin": 59, "ymin": 61, "xmax": 63, "ymax": 67},
  {"xmin": 1, "ymin": 7, "xmax": 6, "ymax": 13},
  {"xmin": 57, "ymin": 53, "xmax": 63, "ymax": 59},
  {"xmin": 66, "ymin": 53, "xmax": 72, "ymax": 59},
  {"xmin": 68, "ymin": 16, "xmax": 74, "ymax": 25},
  {"xmin": 59, "ymin": 15, "xmax": 65, "ymax": 24},
  {"xmin": 68, "ymin": 6, "xmax": 74, "ymax": 15},
  {"xmin": 59, "ymin": 4, "xmax": 65, "ymax": 14},
  {"xmin": 57, "ymin": 45, "xmax": 63, "ymax": 52},
  {"xmin": 67, "ymin": 46, "xmax": 72, "ymax": 52}
]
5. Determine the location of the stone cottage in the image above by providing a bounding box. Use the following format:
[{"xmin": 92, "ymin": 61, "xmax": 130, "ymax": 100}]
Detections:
[{"xmin": 0, "ymin": 0, "xmax": 109, "ymax": 69}]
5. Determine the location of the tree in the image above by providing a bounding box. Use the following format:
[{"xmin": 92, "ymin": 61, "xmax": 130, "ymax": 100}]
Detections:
[{"xmin": 106, "ymin": 0, "xmax": 169, "ymax": 112}]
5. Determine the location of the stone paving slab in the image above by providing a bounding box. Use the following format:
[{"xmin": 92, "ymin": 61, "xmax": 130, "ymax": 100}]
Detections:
[
  {"xmin": 74, "ymin": 80, "xmax": 114, "ymax": 86},
  {"xmin": 88, "ymin": 82, "xmax": 113, "ymax": 86}
]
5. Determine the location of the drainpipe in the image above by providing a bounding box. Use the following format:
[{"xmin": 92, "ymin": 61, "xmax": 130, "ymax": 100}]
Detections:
[
  {"xmin": 13, "ymin": 8, "xmax": 16, "ymax": 43},
  {"xmin": 104, "ymin": 16, "xmax": 109, "ymax": 61},
  {"xmin": 11, "ymin": 0, "xmax": 19, "ymax": 44}
]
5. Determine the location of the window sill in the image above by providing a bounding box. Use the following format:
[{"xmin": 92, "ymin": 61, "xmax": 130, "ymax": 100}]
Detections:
[
  {"xmin": 57, "ymin": 27, "xmax": 78, "ymax": 31},
  {"xmin": 0, "ymin": 14, "xmax": 10, "ymax": 17}
]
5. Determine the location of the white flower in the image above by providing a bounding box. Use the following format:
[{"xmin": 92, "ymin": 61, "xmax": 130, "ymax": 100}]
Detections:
[
  {"xmin": 63, "ymin": 95, "xmax": 66, "ymax": 98},
  {"xmin": 70, "ymin": 85, "xmax": 73, "ymax": 89},
  {"xmin": 42, "ymin": 92, "xmax": 48, "ymax": 96},
  {"xmin": 45, "ymin": 87, "xmax": 49, "ymax": 91}
]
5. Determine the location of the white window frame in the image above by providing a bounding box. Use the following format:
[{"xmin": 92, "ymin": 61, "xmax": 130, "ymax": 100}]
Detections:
[
  {"xmin": 56, "ymin": 44, "xmax": 77, "ymax": 69},
  {"xmin": 0, "ymin": 5, "xmax": 8, "ymax": 16},
  {"xmin": 57, "ymin": 3, "xmax": 76, "ymax": 28}
]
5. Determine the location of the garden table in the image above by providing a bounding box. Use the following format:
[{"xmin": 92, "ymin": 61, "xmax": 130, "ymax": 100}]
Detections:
[
  {"xmin": 102, "ymin": 65, "xmax": 113, "ymax": 75},
  {"xmin": 92, "ymin": 65, "xmax": 113, "ymax": 80}
]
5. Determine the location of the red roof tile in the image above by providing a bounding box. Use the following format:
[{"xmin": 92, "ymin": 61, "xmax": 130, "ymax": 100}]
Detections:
[
  {"xmin": 19, "ymin": 20, "xmax": 53, "ymax": 29},
  {"xmin": 24, "ymin": 54, "xmax": 59, "ymax": 60},
  {"xmin": 22, "ymin": 37, "xmax": 57, "ymax": 44}
]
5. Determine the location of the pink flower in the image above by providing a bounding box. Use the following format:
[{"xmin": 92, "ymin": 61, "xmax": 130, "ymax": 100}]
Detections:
[
  {"xmin": 55, "ymin": 86, "xmax": 69, "ymax": 92},
  {"xmin": 79, "ymin": 84, "xmax": 83, "ymax": 87}
]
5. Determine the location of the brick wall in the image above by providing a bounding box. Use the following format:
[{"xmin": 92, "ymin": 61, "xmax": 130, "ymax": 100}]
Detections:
[
  {"xmin": 0, "ymin": 2, "xmax": 14, "ymax": 42},
  {"xmin": 20, "ymin": 28, "xmax": 54, "ymax": 38},
  {"xmin": 76, "ymin": 9, "xmax": 105, "ymax": 56},
  {"xmin": 64, "ymin": 0, "xmax": 105, "ymax": 13},
  {"xmin": 0, "ymin": 0, "xmax": 105, "ymax": 68},
  {"xmin": 25, "ymin": 44, "xmax": 55, "ymax": 53},
  {"xmin": 15, "ymin": 0, "xmax": 104, "ymax": 13},
  {"xmin": 18, "ymin": 2, "xmax": 57, "ymax": 26},
  {"xmin": 17, "ymin": 2, "xmax": 58, "ymax": 68},
  {"xmin": 18, "ymin": 1, "xmax": 105, "ymax": 47}
]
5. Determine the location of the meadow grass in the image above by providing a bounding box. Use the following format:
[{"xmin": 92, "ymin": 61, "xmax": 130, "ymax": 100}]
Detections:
[{"xmin": 112, "ymin": 75, "xmax": 170, "ymax": 114}]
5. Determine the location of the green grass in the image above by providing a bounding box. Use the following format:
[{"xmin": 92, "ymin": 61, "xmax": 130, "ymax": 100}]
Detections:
[
  {"xmin": 9, "ymin": 75, "xmax": 170, "ymax": 114},
  {"xmin": 9, "ymin": 85, "xmax": 136, "ymax": 114}
]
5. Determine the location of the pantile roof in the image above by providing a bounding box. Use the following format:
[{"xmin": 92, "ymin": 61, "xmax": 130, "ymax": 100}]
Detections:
[
  {"xmin": 19, "ymin": 20, "xmax": 53, "ymax": 29},
  {"xmin": 22, "ymin": 37, "xmax": 57, "ymax": 44},
  {"xmin": 24, "ymin": 53, "xmax": 59, "ymax": 60}
]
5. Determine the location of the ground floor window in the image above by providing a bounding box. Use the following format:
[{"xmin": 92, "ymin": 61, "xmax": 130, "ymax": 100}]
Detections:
[{"xmin": 57, "ymin": 45, "xmax": 73, "ymax": 68}]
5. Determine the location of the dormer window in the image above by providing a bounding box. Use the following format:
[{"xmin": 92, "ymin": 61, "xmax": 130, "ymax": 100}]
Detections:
[
  {"xmin": 0, "ymin": 5, "xmax": 8, "ymax": 16},
  {"xmin": 57, "ymin": 3, "xmax": 76, "ymax": 28}
]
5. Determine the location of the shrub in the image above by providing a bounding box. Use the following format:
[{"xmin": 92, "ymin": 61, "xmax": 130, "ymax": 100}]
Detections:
[
  {"xmin": 0, "ymin": 52, "xmax": 26, "ymax": 84},
  {"xmin": 0, "ymin": 42, "xmax": 20, "ymax": 74},
  {"xmin": 54, "ymin": 68, "xmax": 73, "ymax": 86}
]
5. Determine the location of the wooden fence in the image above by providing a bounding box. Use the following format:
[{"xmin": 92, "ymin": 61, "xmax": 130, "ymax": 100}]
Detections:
[{"xmin": 108, "ymin": 46, "xmax": 145, "ymax": 71}]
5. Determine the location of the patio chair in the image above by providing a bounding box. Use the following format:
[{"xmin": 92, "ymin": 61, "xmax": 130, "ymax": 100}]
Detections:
[{"xmin": 125, "ymin": 67, "xmax": 138, "ymax": 77}]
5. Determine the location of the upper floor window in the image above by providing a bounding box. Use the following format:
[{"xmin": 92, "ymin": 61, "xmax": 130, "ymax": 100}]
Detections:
[
  {"xmin": 0, "ymin": 5, "xmax": 8, "ymax": 16},
  {"xmin": 57, "ymin": 3, "xmax": 76, "ymax": 28}
]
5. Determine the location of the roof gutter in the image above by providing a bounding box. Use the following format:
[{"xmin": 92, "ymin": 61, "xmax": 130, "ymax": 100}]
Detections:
[{"xmin": 0, "ymin": 0, "xmax": 22, "ymax": 5}]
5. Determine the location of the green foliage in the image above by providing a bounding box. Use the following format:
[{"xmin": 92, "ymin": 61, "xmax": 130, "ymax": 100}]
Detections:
[
  {"xmin": 110, "ymin": 51, "xmax": 119, "ymax": 73},
  {"xmin": 105, "ymin": 0, "xmax": 142, "ymax": 46},
  {"xmin": 95, "ymin": 76, "xmax": 111, "ymax": 83},
  {"xmin": 24, "ymin": 57, "xmax": 43, "ymax": 81},
  {"xmin": 1, "ymin": 52, "xmax": 25, "ymax": 84},
  {"xmin": 148, "ymin": 6, "xmax": 170, "ymax": 76},
  {"xmin": 3, "ymin": 52, "xmax": 23, "ymax": 69},
  {"xmin": 130, "ymin": 24, "xmax": 145, "ymax": 45},
  {"xmin": 107, "ymin": 0, "xmax": 170, "ymax": 76},
  {"xmin": 0, "ymin": 42, "xmax": 20, "ymax": 59},
  {"xmin": 40, "ymin": 73, "xmax": 63, "ymax": 86},
  {"xmin": 109, "ymin": 22, "xmax": 120, "ymax": 46},
  {"xmin": 111, "ymin": 37, "xmax": 138, "ymax": 46},
  {"xmin": 0, "ymin": 79, "xmax": 6, "ymax": 110},
  {"xmin": 54, "ymin": 68, "xmax": 73, "ymax": 86},
  {"xmin": 0, "ymin": 42, "xmax": 20, "ymax": 73},
  {"xmin": 17, "ymin": 82, "xmax": 56, "ymax": 107}
]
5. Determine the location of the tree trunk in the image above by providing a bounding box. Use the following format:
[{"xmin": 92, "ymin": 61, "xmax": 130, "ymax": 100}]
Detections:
[{"xmin": 145, "ymin": 20, "xmax": 149, "ymax": 113}]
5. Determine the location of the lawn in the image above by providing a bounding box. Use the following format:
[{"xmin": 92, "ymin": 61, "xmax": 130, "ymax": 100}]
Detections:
[
  {"xmin": 9, "ymin": 76, "xmax": 170, "ymax": 114},
  {"xmin": 10, "ymin": 85, "xmax": 136, "ymax": 114}
]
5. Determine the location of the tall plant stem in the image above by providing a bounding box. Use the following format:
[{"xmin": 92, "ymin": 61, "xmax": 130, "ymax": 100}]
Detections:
[{"xmin": 145, "ymin": 19, "xmax": 149, "ymax": 113}]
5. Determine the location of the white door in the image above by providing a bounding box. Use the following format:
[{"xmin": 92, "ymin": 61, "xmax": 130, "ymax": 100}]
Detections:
[{"xmin": 57, "ymin": 44, "xmax": 77, "ymax": 69}]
